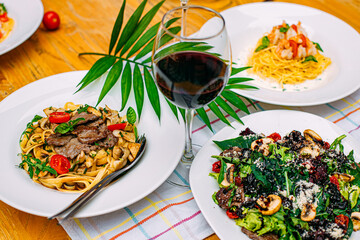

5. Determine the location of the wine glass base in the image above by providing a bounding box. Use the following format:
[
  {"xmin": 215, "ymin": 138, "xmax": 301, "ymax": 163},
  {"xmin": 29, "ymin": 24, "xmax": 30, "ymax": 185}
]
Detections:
[{"xmin": 166, "ymin": 144, "xmax": 201, "ymax": 188}]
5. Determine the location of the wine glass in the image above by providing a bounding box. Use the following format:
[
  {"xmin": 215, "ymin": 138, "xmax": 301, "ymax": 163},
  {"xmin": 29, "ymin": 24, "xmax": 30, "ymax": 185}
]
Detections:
[{"xmin": 152, "ymin": 5, "xmax": 231, "ymax": 187}]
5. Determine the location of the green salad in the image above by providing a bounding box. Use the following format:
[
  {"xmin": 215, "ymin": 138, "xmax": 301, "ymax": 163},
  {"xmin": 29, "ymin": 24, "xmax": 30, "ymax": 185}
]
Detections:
[{"xmin": 210, "ymin": 128, "xmax": 360, "ymax": 240}]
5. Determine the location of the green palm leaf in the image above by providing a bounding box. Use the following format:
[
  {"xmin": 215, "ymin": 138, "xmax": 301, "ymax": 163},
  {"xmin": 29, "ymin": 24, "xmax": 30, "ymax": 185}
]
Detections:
[
  {"xmin": 196, "ymin": 108, "xmax": 213, "ymax": 132},
  {"xmin": 121, "ymin": 62, "xmax": 132, "ymax": 111},
  {"xmin": 120, "ymin": 1, "xmax": 165, "ymax": 57},
  {"xmin": 143, "ymin": 67, "xmax": 161, "ymax": 120},
  {"xmin": 76, "ymin": 56, "xmax": 116, "ymax": 92},
  {"xmin": 208, "ymin": 101, "xmax": 232, "ymax": 127},
  {"xmin": 114, "ymin": 0, "xmax": 147, "ymax": 55},
  {"xmin": 133, "ymin": 64, "xmax": 145, "ymax": 118},
  {"xmin": 76, "ymin": 1, "xmax": 256, "ymax": 131},
  {"xmin": 221, "ymin": 90, "xmax": 250, "ymax": 114},
  {"xmin": 109, "ymin": 0, "xmax": 126, "ymax": 54},
  {"xmin": 215, "ymin": 97, "xmax": 243, "ymax": 124},
  {"xmin": 97, "ymin": 60, "xmax": 123, "ymax": 106},
  {"xmin": 228, "ymin": 77, "xmax": 254, "ymax": 84},
  {"xmin": 166, "ymin": 99, "xmax": 179, "ymax": 121}
]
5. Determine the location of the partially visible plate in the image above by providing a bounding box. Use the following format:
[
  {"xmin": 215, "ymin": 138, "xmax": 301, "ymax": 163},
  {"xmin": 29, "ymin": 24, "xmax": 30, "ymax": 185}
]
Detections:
[
  {"xmin": 189, "ymin": 110, "xmax": 360, "ymax": 240},
  {"xmin": 222, "ymin": 2, "xmax": 360, "ymax": 106},
  {"xmin": 0, "ymin": 71, "xmax": 185, "ymax": 218},
  {"xmin": 0, "ymin": 0, "xmax": 43, "ymax": 55}
]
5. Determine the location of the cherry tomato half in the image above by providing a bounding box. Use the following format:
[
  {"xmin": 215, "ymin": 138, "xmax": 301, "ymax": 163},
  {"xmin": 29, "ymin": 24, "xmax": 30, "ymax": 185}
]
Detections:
[
  {"xmin": 267, "ymin": 132, "xmax": 281, "ymax": 142},
  {"xmin": 49, "ymin": 112, "xmax": 70, "ymax": 123},
  {"xmin": 43, "ymin": 11, "xmax": 60, "ymax": 30},
  {"xmin": 107, "ymin": 123, "xmax": 127, "ymax": 131},
  {"xmin": 335, "ymin": 214, "xmax": 349, "ymax": 230},
  {"xmin": 226, "ymin": 209, "xmax": 239, "ymax": 219},
  {"xmin": 0, "ymin": 12, "xmax": 8, "ymax": 22},
  {"xmin": 212, "ymin": 161, "xmax": 221, "ymax": 173},
  {"xmin": 50, "ymin": 154, "xmax": 70, "ymax": 175}
]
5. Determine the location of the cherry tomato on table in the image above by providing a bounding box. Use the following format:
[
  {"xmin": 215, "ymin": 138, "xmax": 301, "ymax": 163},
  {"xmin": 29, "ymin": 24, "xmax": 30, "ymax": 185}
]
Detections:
[
  {"xmin": 43, "ymin": 11, "xmax": 60, "ymax": 30},
  {"xmin": 107, "ymin": 123, "xmax": 127, "ymax": 131},
  {"xmin": 49, "ymin": 112, "xmax": 70, "ymax": 123},
  {"xmin": 50, "ymin": 154, "xmax": 70, "ymax": 175}
]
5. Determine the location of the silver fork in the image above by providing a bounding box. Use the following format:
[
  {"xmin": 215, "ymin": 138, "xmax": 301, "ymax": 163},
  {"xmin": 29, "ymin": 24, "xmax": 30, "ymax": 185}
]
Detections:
[{"xmin": 48, "ymin": 136, "xmax": 146, "ymax": 224}]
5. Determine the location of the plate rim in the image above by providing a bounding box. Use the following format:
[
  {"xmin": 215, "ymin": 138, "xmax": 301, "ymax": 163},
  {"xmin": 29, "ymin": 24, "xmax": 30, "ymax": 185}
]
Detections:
[
  {"xmin": 0, "ymin": 70, "xmax": 185, "ymax": 218},
  {"xmin": 221, "ymin": 2, "xmax": 360, "ymax": 106}
]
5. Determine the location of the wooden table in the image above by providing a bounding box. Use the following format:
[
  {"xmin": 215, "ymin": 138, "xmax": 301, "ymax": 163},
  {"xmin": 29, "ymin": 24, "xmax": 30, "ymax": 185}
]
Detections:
[{"xmin": 0, "ymin": 0, "xmax": 359, "ymax": 239}]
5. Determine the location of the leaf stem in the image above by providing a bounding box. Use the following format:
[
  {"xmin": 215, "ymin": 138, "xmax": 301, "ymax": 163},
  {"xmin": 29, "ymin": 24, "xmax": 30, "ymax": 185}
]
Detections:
[{"xmin": 79, "ymin": 52, "xmax": 152, "ymax": 68}]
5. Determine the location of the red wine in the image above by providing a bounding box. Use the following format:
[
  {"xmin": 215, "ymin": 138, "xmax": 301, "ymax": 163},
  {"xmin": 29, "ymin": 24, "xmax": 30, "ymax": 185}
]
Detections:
[{"xmin": 154, "ymin": 51, "xmax": 229, "ymax": 109}]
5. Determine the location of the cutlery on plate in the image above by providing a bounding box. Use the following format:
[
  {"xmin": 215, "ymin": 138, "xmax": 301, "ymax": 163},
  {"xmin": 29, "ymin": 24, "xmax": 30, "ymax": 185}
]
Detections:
[{"xmin": 48, "ymin": 135, "xmax": 146, "ymax": 224}]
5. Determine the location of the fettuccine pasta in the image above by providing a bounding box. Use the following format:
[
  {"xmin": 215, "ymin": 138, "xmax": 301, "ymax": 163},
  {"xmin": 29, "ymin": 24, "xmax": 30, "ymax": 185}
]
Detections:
[{"xmin": 19, "ymin": 102, "xmax": 141, "ymax": 193}]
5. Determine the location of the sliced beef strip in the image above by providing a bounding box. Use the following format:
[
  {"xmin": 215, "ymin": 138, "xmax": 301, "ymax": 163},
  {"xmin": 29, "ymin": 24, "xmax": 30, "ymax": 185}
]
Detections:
[
  {"xmin": 216, "ymin": 188, "xmax": 233, "ymax": 209},
  {"xmin": 241, "ymin": 227, "xmax": 279, "ymax": 240},
  {"xmin": 87, "ymin": 118, "xmax": 105, "ymax": 127},
  {"xmin": 46, "ymin": 134, "xmax": 74, "ymax": 146},
  {"xmin": 75, "ymin": 124, "xmax": 108, "ymax": 144},
  {"xmin": 70, "ymin": 112, "xmax": 99, "ymax": 125},
  {"xmin": 97, "ymin": 131, "xmax": 118, "ymax": 148},
  {"xmin": 54, "ymin": 138, "xmax": 99, "ymax": 159}
]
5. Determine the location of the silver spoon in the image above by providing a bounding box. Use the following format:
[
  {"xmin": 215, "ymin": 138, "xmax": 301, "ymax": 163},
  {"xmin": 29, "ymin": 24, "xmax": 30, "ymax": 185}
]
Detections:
[{"xmin": 49, "ymin": 136, "xmax": 146, "ymax": 224}]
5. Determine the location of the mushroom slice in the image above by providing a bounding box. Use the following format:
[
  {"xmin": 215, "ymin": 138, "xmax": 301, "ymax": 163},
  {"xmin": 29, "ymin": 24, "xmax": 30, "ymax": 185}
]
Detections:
[
  {"xmin": 303, "ymin": 129, "xmax": 322, "ymax": 143},
  {"xmin": 301, "ymin": 203, "xmax": 316, "ymax": 221},
  {"xmin": 256, "ymin": 194, "xmax": 282, "ymax": 215},
  {"xmin": 333, "ymin": 173, "xmax": 355, "ymax": 182},
  {"xmin": 300, "ymin": 141, "xmax": 320, "ymax": 158},
  {"xmin": 251, "ymin": 138, "xmax": 274, "ymax": 156},
  {"xmin": 220, "ymin": 163, "xmax": 235, "ymax": 187},
  {"xmin": 351, "ymin": 212, "xmax": 360, "ymax": 231}
]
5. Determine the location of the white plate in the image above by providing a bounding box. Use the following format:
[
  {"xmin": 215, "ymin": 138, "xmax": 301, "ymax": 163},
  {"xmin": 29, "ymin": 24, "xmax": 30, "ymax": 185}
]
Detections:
[
  {"xmin": 190, "ymin": 110, "xmax": 360, "ymax": 240},
  {"xmin": 0, "ymin": 71, "xmax": 185, "ymax": 218},
  {"xmin": 0, "ymin": 0, "xmax": 43, "ymax": 55},
  {"xmin": 222, "ymin": 2, "xmax": 360, "ymax": 106}
]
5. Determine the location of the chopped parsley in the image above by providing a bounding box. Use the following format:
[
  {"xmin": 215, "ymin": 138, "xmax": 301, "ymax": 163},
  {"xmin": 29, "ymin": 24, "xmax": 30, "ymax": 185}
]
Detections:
[
  {"xmin": 20, "ymin": 115, "xmax": 43, "ymax": 142},
  {"xmin": 19, "ymin": 154, "xmax": 57, "ymax": 178},
  {"xmin": 279, "ymin": 24, "xmax": 290, "ymax": 33},
  {"xmin": 313, "ymin": 41, "xmax": 323, "ymax": 52},
  {"xmin": 302, "ymin": 55, "xmax": 318, "ymax": 63}
]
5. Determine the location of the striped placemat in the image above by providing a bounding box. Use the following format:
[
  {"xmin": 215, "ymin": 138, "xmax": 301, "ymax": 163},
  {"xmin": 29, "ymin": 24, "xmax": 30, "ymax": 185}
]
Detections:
[{"xmin": 61, "ymin": 89, "xmax": 360, "ymax": 240}]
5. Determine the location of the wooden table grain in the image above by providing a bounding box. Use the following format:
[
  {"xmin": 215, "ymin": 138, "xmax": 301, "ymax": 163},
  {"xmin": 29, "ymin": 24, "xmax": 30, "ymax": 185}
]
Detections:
[{"xmin": 0, "ymin": 0, "xmax": 359, "ymax": 239}]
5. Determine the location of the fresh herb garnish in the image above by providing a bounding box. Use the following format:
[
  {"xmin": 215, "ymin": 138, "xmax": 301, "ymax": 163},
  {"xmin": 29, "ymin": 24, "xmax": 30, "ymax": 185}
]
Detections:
[
  {"xmin": 126, "ymin": 106, "xmax": 137, "ymax": 124},
  {"xmin": 302, "ymin": 55, "xmax": 318, "ymax": 63},
  {"xmin": 279, "ymin": 24, "xmax": 290, "ymax": 33},
  {"xmin": 20, "ymin": 115, "xmax": 43, "ymax": 141},
  {"xmin": 0, "ymin": 4, "xmax": 7, "ymax": 15},
  {"xmin": 77, "ymin": 104, "xmax": 90, "ymax": 113},
  {"xmin": 54, "ymin": 118, "xmax": 85, "ymax": 134},
  {"xmin": 19, "ymin": 154, "xmax": 57, "ymax": 178},
  {"xmin": 255, "ymin": 36, "xmax": 270, "ymax": 52},
  {"xmin": 313, "ymin": 41, "xmax": 323, "ymax": 52}
]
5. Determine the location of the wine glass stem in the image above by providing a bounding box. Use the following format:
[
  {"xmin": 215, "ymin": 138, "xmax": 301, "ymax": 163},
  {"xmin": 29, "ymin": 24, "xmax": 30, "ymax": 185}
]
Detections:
[{"xmin": 182, "ymin": 108, "xmax": 194, "ymax": 165}]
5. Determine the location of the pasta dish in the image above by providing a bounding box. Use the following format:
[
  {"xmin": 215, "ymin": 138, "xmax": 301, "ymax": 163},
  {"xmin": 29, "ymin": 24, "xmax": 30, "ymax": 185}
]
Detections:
[
  {"xmin": 0, "ymin": 3, "xmax": 14, "ymax": 43},
  {"xmin": 247, "ymin": 21, "xmax": 331, "ymax": 86},
  {"xmin": 19, "ymin": 102, "xmax": 141, "ymax": 193}
]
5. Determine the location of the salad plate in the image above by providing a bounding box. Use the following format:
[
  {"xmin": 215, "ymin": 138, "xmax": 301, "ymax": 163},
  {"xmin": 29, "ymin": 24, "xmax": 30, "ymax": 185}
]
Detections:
[
  {"xmin": 0, "ymin": 0, "xmax": 43, "ymax": 55},
  {"xmin": 0, "ymin": 71, "xmax": 185, "ymax": 218},
  {"xmin": 189, "ymin": 110, "xmax": 360, "ymax": 239},
  {"xmin": 222, "ymin": 2, "xmax": 360, "ymax": 106}
]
